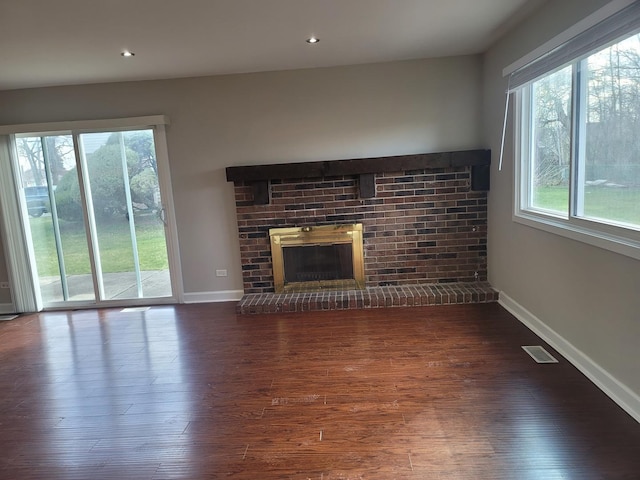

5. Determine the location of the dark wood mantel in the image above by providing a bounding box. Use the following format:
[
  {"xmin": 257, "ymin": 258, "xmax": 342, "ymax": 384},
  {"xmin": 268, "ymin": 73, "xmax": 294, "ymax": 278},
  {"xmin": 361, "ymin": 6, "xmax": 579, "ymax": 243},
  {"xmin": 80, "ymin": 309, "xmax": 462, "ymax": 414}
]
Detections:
[
  {"xmin": 226, "ymin": 149, "xmax": 490, "ymax": 182},
  {"xmin": 226, "ymin": 149, "xmax": 490, "ymax": 204}
]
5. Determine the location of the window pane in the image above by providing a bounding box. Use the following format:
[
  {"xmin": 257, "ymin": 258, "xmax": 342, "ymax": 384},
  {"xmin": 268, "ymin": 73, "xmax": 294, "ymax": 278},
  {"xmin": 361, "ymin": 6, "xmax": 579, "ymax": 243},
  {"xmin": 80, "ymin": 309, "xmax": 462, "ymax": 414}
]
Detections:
[
  {"xmin": 529, "ymin": 66, "xmax": 572, "ymax": 214},
  {"xmin": 582, "ymin": 34, "xmax": 640, "ymax": 229}
]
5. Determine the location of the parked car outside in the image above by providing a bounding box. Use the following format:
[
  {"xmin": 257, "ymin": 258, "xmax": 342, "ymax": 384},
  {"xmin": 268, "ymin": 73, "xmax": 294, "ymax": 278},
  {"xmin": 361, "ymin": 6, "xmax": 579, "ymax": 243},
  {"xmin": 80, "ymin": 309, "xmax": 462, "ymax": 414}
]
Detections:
[{"xmin": 24, "ymin": 185, "xmax": 50, "ymax": 217}]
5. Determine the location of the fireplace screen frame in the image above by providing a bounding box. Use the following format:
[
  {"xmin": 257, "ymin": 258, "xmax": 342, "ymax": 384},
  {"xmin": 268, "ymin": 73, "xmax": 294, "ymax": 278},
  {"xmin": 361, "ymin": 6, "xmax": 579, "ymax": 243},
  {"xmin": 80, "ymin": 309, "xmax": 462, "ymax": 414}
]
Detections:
[{"xmin": 269, "ymin": 224, "xmax": 365, "ymax": 293}]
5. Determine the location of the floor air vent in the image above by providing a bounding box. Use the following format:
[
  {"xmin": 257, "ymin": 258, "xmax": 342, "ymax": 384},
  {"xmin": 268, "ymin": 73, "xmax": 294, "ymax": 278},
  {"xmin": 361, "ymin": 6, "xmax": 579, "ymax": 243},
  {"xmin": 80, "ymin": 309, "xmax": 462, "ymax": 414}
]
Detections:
[
  {"xmin": 0, "ymin": 315, "xmax": 18, "ymax": 321},
  {"xmin": 522, "ymin": 345, "xmax": 558, "ymax": 363}
]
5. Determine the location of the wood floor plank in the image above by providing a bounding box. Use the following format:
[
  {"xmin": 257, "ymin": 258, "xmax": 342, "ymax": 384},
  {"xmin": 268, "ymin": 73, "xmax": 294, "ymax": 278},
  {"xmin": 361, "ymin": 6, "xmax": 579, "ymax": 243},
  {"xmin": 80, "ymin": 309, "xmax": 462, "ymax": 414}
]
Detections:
[{"xmin": 0, "ymin": 302, "xmax": 638, "ymax": 479}]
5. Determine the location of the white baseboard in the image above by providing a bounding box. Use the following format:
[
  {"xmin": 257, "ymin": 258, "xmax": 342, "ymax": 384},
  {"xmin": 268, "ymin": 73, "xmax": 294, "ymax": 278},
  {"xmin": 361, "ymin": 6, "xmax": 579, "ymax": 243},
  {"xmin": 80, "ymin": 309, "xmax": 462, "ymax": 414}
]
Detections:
[
  {"xmin": 183, "ymin": 290, "xmax": 244, "ymax": 304},
  {"xmin": 499, "ymin": 292, "xmax": 640, "ymax": 424},
  {"xmin": 0, "ymin": 303, "xmax": 15, "ymax": 314}
]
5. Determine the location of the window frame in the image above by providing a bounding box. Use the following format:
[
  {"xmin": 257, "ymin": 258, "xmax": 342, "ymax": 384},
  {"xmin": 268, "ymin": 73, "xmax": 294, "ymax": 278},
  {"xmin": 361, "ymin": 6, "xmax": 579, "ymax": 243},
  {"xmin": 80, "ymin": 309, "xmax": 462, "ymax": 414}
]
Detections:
[{"xmin": 512, "ymin": 22, "xmax": 640, "ymax": 261}]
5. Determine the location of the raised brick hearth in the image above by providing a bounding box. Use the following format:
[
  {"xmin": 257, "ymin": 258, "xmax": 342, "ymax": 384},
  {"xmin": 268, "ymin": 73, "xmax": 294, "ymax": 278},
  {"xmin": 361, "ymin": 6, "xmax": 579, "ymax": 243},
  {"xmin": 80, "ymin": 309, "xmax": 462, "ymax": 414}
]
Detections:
[{"xmin": 237, "ymin": 282, "xmax": 498, "ymax": 314}]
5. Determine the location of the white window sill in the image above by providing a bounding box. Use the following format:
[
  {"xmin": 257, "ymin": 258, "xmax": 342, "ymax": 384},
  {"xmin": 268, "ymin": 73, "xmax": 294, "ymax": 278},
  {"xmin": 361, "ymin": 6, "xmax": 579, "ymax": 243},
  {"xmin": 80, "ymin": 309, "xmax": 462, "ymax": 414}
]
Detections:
[{"xmin": 513, "ymin": 210, "xmax": 640, "ymax": 261}]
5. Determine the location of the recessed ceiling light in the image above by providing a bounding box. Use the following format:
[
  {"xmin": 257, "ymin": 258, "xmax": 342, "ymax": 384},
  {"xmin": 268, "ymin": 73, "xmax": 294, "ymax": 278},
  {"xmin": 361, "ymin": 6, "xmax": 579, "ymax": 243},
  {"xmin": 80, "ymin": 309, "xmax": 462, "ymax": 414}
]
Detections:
[
  {"xmin": 306, "ymin": 36, "xmax": 320, "ymax": 44},
  {"xmin": 121, "ymin": 50, "xmax": 135, "ymax": 57}
]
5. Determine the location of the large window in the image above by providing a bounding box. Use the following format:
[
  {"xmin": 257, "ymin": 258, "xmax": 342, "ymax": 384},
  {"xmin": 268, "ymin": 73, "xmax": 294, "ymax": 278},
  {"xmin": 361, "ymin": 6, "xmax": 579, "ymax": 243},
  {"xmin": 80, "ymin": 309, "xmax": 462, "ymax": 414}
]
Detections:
[{"xmin": 514, "ymin": 9, "xmax": 640, "ymax": 259}]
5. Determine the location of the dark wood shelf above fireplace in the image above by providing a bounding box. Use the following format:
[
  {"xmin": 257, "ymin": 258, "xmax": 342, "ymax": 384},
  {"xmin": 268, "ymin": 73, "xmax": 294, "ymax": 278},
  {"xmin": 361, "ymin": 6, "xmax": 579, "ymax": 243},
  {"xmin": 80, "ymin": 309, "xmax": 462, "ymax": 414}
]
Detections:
[
  {"xmin": 226, "ymin": 149, "xmax": 491, "ymax": 204},
  {"xmin": 226, "ymin": 149, "xmax": 490, "ymax": 182}
]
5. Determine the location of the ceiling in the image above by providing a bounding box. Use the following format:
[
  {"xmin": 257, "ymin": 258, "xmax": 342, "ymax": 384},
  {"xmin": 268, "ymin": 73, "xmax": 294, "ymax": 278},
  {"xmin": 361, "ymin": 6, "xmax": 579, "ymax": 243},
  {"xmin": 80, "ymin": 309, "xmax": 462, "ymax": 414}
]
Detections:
[{"xmin": 0, "ymin": 0, "xmax": 541, "ymax": 91}]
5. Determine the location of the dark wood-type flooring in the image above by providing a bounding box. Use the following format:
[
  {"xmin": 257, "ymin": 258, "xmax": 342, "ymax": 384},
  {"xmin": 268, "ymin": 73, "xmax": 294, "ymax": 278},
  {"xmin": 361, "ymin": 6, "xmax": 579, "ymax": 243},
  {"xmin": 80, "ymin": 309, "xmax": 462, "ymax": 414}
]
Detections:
[{"xmin": 0, "ymin": 303, "xmax": 638, "ymax": 479}]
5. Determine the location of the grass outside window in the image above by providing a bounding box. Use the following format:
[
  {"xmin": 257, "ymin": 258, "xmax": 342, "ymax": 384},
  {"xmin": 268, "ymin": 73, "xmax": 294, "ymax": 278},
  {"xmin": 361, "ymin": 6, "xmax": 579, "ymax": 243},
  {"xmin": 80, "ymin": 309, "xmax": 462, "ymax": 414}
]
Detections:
[
  {"xmin": 29, "ymin": 213, "xmax": 169, "ymax": 277},
  {"xmin": 533, "ymin": 186, "xmax": 640, "ymax": 228}
]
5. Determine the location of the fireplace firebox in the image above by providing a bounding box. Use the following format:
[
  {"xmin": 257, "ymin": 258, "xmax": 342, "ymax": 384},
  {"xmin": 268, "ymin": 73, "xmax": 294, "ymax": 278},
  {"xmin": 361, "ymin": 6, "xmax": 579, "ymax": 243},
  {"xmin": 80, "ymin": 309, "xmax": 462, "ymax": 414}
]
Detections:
[{"xmin": 269, "ymin": 224, "xmax": 365, "ymax": 293}]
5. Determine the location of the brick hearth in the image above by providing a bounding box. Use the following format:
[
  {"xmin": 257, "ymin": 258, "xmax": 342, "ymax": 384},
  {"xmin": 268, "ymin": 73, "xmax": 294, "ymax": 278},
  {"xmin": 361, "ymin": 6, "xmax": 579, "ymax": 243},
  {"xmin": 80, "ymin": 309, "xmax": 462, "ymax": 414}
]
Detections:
[{"xmin": 237, "ymin": 281, "xmax": 498, "ymax": 314}]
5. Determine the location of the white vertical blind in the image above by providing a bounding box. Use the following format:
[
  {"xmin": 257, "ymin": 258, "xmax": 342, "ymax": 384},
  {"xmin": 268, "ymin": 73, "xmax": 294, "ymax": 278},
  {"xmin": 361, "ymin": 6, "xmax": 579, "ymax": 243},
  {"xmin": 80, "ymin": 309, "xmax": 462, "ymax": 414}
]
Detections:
[{"xmin": 0, "ymin": 135, "xmax": 40, "ymax": 312}]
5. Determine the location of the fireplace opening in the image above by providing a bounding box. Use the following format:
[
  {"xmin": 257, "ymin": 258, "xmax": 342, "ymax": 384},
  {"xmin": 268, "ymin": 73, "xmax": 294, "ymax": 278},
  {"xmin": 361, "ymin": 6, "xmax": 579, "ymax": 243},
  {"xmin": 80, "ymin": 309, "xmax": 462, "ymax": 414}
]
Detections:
[
  {"xmin": 270, "ymin": 224, "xmax": 365, "ymax": 293},
  {"xmin": 283, "ymin": 244, "xmax": 354, "ymax": 283}
]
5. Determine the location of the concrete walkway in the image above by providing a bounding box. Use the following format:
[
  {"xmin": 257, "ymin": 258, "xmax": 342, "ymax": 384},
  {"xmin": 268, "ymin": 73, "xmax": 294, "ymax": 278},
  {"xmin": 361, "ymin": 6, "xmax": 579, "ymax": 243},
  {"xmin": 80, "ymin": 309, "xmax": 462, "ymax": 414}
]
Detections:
[{"xmin": 38, "ymin": 270, "xmax": 171, "ymax": 303}]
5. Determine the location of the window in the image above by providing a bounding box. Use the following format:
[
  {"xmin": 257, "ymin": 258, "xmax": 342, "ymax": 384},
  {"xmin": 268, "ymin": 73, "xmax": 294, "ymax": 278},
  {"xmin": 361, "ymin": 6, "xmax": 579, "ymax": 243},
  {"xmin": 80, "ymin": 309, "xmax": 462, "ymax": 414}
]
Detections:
[{"xmin": 512, "ymin": 3, "xmax": 640, "ymax": 259}]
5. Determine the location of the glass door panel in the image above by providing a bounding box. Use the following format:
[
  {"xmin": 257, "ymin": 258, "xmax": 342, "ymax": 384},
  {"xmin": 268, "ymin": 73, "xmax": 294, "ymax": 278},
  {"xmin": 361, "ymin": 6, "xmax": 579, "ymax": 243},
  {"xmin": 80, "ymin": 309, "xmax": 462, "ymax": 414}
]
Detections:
[
  {"xmin": 78, "ymin": 130, "xmax": 171, "ymax": 301},
  {"xmin": 16, "ymin": 134, "xmax": 95, "ymax": 304}
]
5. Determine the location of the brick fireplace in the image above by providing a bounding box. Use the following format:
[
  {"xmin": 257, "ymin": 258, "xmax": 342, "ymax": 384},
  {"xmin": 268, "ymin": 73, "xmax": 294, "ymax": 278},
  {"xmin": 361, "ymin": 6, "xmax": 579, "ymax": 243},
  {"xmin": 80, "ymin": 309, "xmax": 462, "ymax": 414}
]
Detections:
[{"xmin": 227, "ymin": 150, "xmax": 494, "ymax": 307}]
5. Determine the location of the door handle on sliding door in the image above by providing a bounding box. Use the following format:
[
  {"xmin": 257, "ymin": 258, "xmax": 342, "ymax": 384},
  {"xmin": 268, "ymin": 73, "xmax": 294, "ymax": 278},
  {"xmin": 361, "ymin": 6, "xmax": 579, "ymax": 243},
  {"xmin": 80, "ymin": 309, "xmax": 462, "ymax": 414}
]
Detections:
[{"xmin": 159, "ymin": 207, "xmax": 167, "ymax": 226}]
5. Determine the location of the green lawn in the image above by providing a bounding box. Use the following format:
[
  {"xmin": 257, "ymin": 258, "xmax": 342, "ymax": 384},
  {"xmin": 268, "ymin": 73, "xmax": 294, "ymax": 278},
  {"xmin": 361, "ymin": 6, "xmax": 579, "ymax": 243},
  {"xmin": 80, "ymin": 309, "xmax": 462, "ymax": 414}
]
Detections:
[
  {"xmin": 29, "ymin": 213, "xmax": 169, "ymax": 277},
  {"xmin": 533, "ymin": 186, "xmax": 640, "ymax": 227}
]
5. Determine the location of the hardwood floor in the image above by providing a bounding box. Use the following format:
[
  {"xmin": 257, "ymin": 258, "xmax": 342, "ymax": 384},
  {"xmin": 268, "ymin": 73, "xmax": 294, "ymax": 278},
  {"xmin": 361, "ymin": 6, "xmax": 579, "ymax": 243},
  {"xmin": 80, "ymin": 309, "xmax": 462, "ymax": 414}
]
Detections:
[{"xmin": 0, "ymin": 303, "xmax": 638, "ymax": 479}]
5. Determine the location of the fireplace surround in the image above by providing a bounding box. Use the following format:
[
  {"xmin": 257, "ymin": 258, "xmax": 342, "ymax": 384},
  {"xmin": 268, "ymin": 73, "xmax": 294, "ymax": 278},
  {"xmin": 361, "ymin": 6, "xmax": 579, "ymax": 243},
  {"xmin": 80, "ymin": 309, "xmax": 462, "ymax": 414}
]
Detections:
[
  {"xmin": 269, "ymin": 224, "xmax": 365, "ymax": 293},
  {"xmin": 227, "ymin": 149, "xmax": 491, "ymax": 296}
]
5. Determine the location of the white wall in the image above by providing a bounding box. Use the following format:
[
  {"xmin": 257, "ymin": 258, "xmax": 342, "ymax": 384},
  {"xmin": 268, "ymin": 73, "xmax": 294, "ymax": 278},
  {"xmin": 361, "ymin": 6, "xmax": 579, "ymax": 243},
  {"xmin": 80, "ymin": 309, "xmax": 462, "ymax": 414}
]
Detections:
[
  {"xmin": 484, "ymin": 0, "xmax": 640, "ymax": 417},
  {"xmin": 0, "ymin": 55, "xmax": 483, "ymax": 300}
]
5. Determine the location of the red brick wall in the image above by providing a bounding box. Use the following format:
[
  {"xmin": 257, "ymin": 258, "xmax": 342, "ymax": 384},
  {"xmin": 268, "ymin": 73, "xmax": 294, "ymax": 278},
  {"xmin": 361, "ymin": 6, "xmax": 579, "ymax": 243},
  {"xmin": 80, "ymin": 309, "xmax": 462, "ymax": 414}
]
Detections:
[{"xmin": 233, "ymin": 166, "xmax": 487, "ymax": 294}]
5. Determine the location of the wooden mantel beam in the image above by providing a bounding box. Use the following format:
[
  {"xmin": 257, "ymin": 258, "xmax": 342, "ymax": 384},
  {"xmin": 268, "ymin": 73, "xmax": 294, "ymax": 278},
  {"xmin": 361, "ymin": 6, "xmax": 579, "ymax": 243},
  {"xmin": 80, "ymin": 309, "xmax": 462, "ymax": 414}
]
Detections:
[{"xmin": 225, "ymin": 149, "xmax": 491, "ymax": 183}]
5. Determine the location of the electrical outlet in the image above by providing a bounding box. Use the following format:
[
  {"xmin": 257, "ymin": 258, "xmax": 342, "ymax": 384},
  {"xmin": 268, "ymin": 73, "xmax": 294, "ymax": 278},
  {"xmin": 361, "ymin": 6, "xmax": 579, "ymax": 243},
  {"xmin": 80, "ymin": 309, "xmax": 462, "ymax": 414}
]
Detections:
[
  {"xmin": 215, "ymin": 269, "xmax": 228, "ymax": 277},
  {"xmin": 0, "ymin": 282, "xmax": 9, "ymax": 289}
]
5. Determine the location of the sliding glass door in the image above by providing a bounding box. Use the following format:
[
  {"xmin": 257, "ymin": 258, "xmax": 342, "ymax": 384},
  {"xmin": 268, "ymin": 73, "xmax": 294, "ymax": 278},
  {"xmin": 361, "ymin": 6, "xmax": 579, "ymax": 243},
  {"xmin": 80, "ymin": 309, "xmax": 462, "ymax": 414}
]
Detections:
[{"xmin": 14, "ymin": 126, "xmax": 176, "ymax": 308}]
